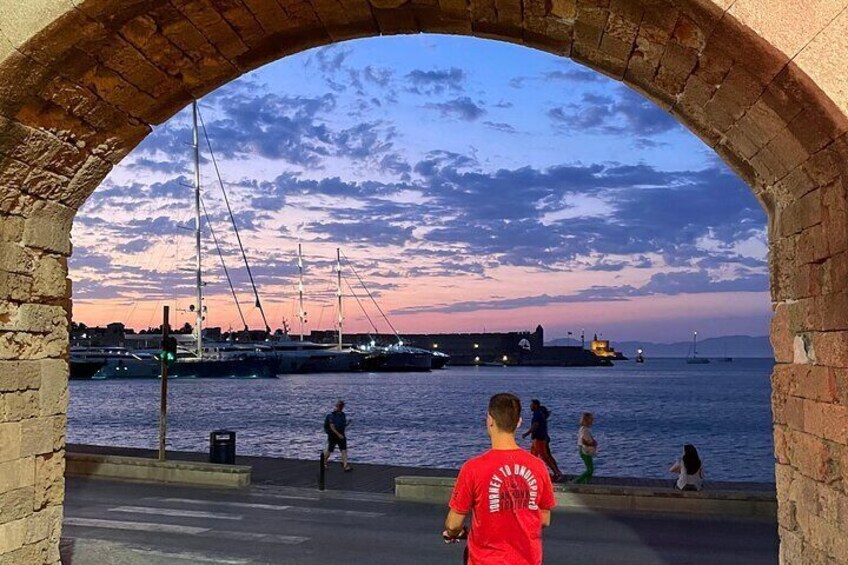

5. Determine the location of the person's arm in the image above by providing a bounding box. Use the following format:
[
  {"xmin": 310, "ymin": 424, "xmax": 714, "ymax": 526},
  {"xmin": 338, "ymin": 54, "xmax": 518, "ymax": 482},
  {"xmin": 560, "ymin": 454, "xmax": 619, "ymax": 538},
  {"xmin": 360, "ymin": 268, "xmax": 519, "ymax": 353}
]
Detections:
[
  {"xmin": 329, "ymin": 423, "xmax": 344, "ymax": 439},
  {"xmin": 522, "ymin": 421, "xmax": 539, "ymax": 439},
  {"xmin": 540, "ymin": 509, "xmax": 551, "ymax": 528},
  {"xmin": 669, "ymin": 462, "xmax": 680, "ymax": 474},
  {"xmin": 444, "ymin": 509, "xmax": 467, "ymax": 537}
]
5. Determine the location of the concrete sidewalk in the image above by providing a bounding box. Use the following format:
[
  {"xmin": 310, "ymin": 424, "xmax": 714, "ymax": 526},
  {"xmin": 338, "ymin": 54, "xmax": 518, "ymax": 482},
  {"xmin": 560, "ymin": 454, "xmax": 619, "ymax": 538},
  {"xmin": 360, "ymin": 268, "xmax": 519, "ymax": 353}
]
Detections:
[
  {"xmin": 63, "ymin": 477, "xmax": 779, "ymax": 565},
  {"xmin": 67, "ymin": 444, "xmax": 776, "ymax": 494}
]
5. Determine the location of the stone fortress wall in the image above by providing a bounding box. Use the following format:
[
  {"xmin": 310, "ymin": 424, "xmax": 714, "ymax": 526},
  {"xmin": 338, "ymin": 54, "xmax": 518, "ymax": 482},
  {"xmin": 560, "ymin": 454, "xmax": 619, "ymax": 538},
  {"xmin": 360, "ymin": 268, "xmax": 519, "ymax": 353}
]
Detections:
[{"xmin": 1, "ymin": 1, "xmax": 848, "ymax": 562}]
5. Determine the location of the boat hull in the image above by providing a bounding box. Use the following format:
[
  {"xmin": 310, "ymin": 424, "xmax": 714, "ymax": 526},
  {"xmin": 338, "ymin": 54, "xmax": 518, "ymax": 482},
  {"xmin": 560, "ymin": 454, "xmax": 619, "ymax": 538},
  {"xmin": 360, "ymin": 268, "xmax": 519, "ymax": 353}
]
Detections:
[{"xmin": 361, "ymin": 351, "xmax": 432, "ymax": 372}]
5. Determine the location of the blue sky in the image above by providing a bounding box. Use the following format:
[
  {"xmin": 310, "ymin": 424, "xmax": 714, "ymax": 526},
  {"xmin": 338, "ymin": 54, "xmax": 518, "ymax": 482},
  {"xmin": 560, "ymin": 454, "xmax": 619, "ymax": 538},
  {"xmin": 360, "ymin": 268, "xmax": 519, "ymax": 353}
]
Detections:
[{"xmin": 69, "ymin": 34, "xmax": 770, "ymax": 343}]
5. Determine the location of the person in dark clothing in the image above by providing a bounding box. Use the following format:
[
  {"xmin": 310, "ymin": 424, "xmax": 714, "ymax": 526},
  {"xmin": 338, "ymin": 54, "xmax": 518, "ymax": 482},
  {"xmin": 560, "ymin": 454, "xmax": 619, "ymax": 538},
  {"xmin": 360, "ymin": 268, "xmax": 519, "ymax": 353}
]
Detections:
[
  {"xmin": 323, "ymin": 400, "xmax": 352, "ymax": 472},
  {"xmin": 522, "ymin": 399, "xmax": 562, "ymax": 481}
]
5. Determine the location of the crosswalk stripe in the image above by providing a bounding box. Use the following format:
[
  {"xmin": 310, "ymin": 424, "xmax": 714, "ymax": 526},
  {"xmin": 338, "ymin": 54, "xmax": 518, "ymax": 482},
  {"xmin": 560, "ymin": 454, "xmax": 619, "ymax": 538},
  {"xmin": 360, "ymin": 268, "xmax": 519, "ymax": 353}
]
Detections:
[
  {"xmin": 153, "ymin": 498, "xmax": 383, "ymax": 518},
  {"xmin": 199, "ymin": 531, "xmax": 309, "ymax": 545},
  {"xmin": 109, "ymin": 505, "xmax": 243, "ymax": 521},
  {"xmin": 64, "ymin": 517, "xmax": 209, "ymax": 535},
  {"xmin": 158, "ymin": 498, "xmax": 292, "ymax": 512}
]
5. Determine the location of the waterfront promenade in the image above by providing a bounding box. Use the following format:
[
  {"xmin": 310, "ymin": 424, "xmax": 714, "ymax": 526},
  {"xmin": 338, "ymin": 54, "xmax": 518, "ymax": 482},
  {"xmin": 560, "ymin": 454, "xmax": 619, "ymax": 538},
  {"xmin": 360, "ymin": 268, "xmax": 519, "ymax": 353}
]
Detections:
[{"xmin": 62, "ymin": 444, "xmax": 778, "ymax": 564}]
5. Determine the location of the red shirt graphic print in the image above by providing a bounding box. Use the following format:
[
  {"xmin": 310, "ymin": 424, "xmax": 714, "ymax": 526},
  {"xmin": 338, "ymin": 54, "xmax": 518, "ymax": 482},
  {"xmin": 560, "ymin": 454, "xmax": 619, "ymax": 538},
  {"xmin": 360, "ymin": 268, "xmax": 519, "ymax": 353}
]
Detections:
[{"xmin": 449, "ymin": 448, "xmax": 556, "ymax": 564}]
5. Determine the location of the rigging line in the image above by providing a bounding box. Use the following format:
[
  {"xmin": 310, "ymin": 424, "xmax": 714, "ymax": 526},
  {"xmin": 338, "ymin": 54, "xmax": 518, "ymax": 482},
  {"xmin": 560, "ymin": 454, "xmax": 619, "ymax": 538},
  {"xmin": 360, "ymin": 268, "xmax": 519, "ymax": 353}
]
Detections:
[
  {"xmin": 342, "ymin": 273, "xmax": 380, "ymax": 335},
  {"xmin": 340, "ymin": 250, "xmax": 400, "ymax": 339},
  {"xmin": 200, "ymin": 193, "xmax": 249, "ymax": 332},
  {"xmin": 196, "ymin": 105, "xmax": 271, "ymax": 333}
]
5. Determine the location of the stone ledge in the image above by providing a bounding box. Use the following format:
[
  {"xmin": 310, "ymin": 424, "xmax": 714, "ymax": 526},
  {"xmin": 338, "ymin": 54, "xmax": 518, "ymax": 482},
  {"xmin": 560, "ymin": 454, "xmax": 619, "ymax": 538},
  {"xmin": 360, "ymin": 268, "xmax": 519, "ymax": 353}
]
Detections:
[
  {"xmin": 65, "ymin": 452, "xmax": 250, "ymax": 489},
  {"xmin": 395, "ymin": 476, "xmax": 776, "ymax": 519}
]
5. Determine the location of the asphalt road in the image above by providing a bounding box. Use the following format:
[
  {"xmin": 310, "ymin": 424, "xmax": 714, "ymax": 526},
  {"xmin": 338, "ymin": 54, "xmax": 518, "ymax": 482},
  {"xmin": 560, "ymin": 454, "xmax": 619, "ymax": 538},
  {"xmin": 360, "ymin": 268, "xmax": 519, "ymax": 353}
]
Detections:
[{"xmin": 62, "ymin": 478, "xmax": 779, "ymax": 564}]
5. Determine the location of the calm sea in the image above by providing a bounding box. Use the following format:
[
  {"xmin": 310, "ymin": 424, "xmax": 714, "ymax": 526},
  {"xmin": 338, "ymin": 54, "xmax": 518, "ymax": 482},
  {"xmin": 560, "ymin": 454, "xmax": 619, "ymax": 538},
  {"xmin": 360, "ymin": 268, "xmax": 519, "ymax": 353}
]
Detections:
[{"xmin": 68, "ymin": 358, "xmax": 776, "ymax": 483}]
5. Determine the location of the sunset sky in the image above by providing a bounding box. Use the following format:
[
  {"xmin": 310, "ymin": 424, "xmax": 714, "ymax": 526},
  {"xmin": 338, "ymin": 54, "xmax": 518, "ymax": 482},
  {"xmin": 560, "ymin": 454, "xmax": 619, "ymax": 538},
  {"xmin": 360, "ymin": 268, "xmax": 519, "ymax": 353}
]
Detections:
[{"xmin": 69, "ymin": 34, "xmax": 771, "ymax": 343}]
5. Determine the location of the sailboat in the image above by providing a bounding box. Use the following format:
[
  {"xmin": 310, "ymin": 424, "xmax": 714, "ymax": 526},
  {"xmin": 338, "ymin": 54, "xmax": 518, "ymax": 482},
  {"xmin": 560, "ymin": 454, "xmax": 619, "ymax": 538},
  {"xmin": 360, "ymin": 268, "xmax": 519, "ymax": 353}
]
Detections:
[{"xmin": 686, "ymin": 331, "xmax": 710, "ymax": 365}]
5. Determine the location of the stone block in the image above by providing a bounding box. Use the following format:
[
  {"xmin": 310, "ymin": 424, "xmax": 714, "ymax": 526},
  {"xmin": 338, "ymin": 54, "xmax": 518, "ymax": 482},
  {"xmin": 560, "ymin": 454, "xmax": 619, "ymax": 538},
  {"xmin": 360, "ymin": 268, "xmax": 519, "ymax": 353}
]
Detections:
[
  {"xmin": 803, "ymin": 399, "xmax": 848, "ymax": 444},
  {"xmin": 31, "ymin": 256, "xmax": 67, "ymax": 300},
  {"xmin": 796, "ymin": 224, "xmax": 830, "ymax": 266},
  {"xmin": 819, "ymin": 291, "xmax": 848, "ymax": 332},
  {"xmin": 774, "ymin": 424, "xmax": 790, "ymax": 464},
  {"xmin": 0, "ymin": 217, "xmax": 24, "ymax": 244},
  {"xmin": 24, "ymin": 505, "xmax": 61, "ymax": 546},
  {"xmin": 771, "ymin": 303, "xmax": 794, "ymax": 363},
  {"xmin": 173, "ymin": 0, "xmax": 250, "ymax": 61},
  {"xmin": 812, "ymin": 332, "xmax": 848, "ymax": 368},
  {"xmin": 22, "ymin": 200, "xmax": 74, "ymax": 255},
  {"xmin": 654, "ymin": 41, "xmax": 698, "ymax": 96},
  {"xmin": 62, "ymin": 155, "xmax": 112, "ymax": 210},
  {"xmin": 11, "ymin": 304, "xmax": 65, "ymax": 334},
  {"xmin": 38, "ymin": 360, "xmax": 67, "ymax": 417},
  {"xmin": 20, "ymin": 417, "xmax": 55, "ymax": 457},
  {"xmin": 1, "ymin": 391, "xmax": 40, "ymax": 423},
  {"xmin": 0, "ymin": 486, "xmax": 32, "ymax": 526},
  {"xmin": 0, "ymin": 361, "xmax": 41, "ymax": 392},
  {"xmin": 0, "ymin": 457, "xmax": 34, "ymax": 493},
  {"xmin": 0, "ymin": 243, "xmax": 33, "ymax": 275},
  {"xmin": 0, "ymin": 517, "xmax": 26, "ymax": 554},
  {"xmin": 0, "ymin": 272, "xmax": 31, "ymax": 306},
  {"xmin": 781, "ymin": 189, "xmax": 822, "ymax": 237},
  {"xmin": 0, "ymin": 422, "xmax": 21, "ymax": 463},
  {"xmin": 33, "ymin": 452, "xmax": 64, "ymax": 511},
  {"xmin": 787, "ymin": 429, "xmax": 839, "ymax": 484},
  {"xmin": 821, "ymin": 182, "xmax": 848, "ymax": 256}
]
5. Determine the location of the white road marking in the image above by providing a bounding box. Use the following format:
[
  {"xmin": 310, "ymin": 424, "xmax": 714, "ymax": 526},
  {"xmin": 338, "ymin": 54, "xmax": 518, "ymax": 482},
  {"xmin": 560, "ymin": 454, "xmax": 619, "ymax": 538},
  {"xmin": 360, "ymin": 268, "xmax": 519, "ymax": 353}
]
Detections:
[
  {"xmin": 108, "ymin": 505, "xmax": 243, "ymax": 521},
  {"xmin": 199, "ymin": 531, "xmax": 309, "ymax": 545},
  {"xmin": 249, "ymin": 486, "xmax": 395, "ymax": 504},
  {"xmin": 158, "ymin": 498, "xmax": 292, "ymax": 512},
  {"xmin": 64, "ymin": 517, "xmax": 210, "ymax": 535},
  {"xmin": 153, "ymin": 498, "xmax": 383, "ymax": 518},
  {"xmin": 127, "ymin": 548, "xmax": 252, "ymax": 564}
]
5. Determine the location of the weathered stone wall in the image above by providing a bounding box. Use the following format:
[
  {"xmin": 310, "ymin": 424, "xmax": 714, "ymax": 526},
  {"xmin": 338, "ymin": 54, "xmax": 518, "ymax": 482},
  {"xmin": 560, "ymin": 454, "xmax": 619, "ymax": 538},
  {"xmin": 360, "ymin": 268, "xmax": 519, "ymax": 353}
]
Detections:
[{"xmin": 0, "ymin": 0, "xmax": 847, "ymax": 563}]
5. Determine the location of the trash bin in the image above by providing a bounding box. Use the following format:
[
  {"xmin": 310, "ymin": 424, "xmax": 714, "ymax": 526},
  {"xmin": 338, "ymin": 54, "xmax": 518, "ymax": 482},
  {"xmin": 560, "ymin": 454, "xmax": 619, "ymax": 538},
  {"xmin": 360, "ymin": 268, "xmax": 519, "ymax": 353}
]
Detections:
[{"xmin": 209, "ymin": 430, "xmax": 236, "ymax": 464}]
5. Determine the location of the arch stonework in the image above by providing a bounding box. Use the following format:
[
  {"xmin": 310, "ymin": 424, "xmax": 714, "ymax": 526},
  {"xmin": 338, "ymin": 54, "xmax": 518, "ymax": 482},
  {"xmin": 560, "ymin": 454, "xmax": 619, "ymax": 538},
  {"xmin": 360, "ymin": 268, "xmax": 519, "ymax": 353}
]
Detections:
[{"xmin": 0, "ymin": 0, "xmax": 846, "ymax": 562}]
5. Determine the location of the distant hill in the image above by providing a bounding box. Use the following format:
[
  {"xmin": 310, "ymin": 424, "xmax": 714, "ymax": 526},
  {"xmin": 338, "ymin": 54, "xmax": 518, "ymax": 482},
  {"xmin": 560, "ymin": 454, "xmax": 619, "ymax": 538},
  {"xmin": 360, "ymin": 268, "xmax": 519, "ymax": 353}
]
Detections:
[{"xmin": 546, "ymin": 335, "xmax": 773, "ymax": 358}]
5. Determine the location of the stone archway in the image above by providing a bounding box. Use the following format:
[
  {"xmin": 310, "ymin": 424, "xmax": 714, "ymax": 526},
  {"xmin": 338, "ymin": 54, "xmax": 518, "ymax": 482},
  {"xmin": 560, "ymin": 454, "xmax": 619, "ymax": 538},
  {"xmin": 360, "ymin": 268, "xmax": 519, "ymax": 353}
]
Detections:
[{"xmin": 0, "ymin": 1, "xmax": 846, "ymax": 562}]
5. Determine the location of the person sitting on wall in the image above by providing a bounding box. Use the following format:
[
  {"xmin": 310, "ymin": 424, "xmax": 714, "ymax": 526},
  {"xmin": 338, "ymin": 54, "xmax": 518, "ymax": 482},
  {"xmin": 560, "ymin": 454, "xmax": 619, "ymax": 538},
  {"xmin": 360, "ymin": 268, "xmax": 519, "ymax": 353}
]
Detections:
[{"xmin": 669, "ymin": 444, "xmax": 704, "ymax": 491}]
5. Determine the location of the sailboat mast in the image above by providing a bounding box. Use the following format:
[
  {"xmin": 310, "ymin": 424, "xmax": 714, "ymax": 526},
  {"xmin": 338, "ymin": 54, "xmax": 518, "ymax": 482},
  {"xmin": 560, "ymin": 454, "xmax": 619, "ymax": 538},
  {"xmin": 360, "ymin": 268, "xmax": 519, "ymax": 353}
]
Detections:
[
  {"xmin": 693, "ymin": 331, "xmax": 698, "ymax": 358},
  {"xmin": 192, "ymin": 101, "xmax": 203, "ymax": 358},
  {"xmin": 336, "ymin": 247, "xmax": 343, "ymax": 350},
  {"xmin": 297, "ymin": 243, "xmax": 305, "ymax": 342}
]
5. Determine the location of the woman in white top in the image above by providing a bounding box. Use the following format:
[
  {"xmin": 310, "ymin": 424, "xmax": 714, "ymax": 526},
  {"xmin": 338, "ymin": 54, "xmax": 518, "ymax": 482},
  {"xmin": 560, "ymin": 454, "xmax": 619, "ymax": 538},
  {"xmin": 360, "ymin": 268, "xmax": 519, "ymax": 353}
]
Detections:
[
  {"xmin": 574, "ymin": 412, "xmax": 597, "ymax": 484},
  {"xmin": 669, "ymin": 444, "xmax": 704, "ymax": 491}
]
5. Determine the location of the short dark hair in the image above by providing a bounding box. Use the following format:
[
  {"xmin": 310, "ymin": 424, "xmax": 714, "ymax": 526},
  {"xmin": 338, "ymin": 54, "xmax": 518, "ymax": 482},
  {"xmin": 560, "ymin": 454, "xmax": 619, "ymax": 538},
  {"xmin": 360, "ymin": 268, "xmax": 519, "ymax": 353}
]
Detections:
[
  {"xmin": 530, "ymin": 399, "xmax": 540, "ymax": 407},
  {"xmin": 488, "ymin": 393, "xmax": 521, "ymax": 432}
]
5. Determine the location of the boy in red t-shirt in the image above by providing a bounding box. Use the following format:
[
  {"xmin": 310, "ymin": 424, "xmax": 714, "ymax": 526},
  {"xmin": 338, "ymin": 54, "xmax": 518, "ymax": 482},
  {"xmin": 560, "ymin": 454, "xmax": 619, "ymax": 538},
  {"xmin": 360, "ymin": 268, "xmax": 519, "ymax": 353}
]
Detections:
[{"xmin": 443, "ymin": 393, "xmax": 556, "ymax": 564}]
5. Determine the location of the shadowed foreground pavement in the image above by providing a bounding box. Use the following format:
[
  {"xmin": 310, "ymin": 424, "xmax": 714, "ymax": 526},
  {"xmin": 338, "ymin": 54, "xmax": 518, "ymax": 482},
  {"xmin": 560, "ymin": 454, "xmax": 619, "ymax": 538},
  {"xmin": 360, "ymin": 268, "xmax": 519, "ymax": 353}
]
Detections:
[{"xmin": 63, "ymin": 478, "xmax": 778, "ymax": 564}]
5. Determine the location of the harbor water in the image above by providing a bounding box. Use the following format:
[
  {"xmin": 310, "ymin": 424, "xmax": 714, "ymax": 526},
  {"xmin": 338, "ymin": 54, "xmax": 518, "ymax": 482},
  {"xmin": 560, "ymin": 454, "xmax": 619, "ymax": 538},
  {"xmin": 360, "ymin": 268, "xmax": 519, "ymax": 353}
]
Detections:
[{"xmin": 68, "ymin": 358, "xmax": 775, "ymax": 483}]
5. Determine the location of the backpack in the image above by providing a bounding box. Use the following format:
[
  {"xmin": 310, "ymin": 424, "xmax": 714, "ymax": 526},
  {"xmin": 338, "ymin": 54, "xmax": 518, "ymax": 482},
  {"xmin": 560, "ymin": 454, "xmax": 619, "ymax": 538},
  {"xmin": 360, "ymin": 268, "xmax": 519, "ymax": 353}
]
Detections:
[{"xmin": 323, "ymin": 414, "xmax": 331, "ymax": 434}]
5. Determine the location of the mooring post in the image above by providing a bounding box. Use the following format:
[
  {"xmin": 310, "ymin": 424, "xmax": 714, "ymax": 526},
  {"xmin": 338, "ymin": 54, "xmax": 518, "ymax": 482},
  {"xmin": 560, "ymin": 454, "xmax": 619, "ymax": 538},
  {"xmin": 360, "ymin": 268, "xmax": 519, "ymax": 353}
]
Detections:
[{"xmin": 319, "ymin": 451, "xmax": 326, "ymax": 491}]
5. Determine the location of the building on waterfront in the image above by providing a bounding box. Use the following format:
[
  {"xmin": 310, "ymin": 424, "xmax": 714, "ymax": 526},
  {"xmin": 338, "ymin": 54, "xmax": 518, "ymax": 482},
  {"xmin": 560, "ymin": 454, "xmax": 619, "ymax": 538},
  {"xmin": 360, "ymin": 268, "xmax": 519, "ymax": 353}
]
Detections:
[
  {"xmin": 308, "ymin": 325, "xmax": 611, "ymax": 367},
  {"xmin": 590, "ymin": 334, "xmax": 628, "ymax": 361}
]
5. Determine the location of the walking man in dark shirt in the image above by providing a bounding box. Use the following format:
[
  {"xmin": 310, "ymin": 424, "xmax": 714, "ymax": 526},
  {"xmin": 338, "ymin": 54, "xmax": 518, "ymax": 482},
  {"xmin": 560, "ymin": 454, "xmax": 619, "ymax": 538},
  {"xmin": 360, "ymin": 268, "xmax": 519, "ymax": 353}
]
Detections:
[
  {"xmin": 324, "ymin": 400, "xmax": 352, "ymax": 472},
  {"xmin": 522, "ymin": 399, "xmax": 562, "ymax": 481}
]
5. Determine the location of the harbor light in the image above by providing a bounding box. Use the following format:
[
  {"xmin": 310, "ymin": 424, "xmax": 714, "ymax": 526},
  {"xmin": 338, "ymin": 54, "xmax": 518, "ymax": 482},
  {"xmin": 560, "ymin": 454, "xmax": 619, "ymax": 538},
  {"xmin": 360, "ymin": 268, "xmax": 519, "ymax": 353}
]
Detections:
[
  {"xmin": 398, "ymin": 340, "xmax": 404, "ymax": 346},
  {"xmin": 473, "ymin": 343, "xmax": 479, "ymax": 349},
  {"xmin": 474, "ymin": 356, "xmax": 480, "ymax": 364},
  {"xmin": 370, "ymin": 340, "xmax": 376, "ymax": 347},
  {"xmin": 433, "ymin": 343, "xmax": 438, "ymax": 349},
  {"xmin": 502, "ymin": 355, "xmax": 508, "ymax": 363}
]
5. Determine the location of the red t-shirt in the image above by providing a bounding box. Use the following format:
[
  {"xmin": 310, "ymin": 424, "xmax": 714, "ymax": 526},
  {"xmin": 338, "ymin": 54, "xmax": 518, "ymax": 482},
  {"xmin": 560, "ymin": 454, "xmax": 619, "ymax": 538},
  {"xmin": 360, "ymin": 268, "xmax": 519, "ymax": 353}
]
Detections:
[{"xmin": 449, "ymin": 448, "xmax": 556, "ymax": 564}]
